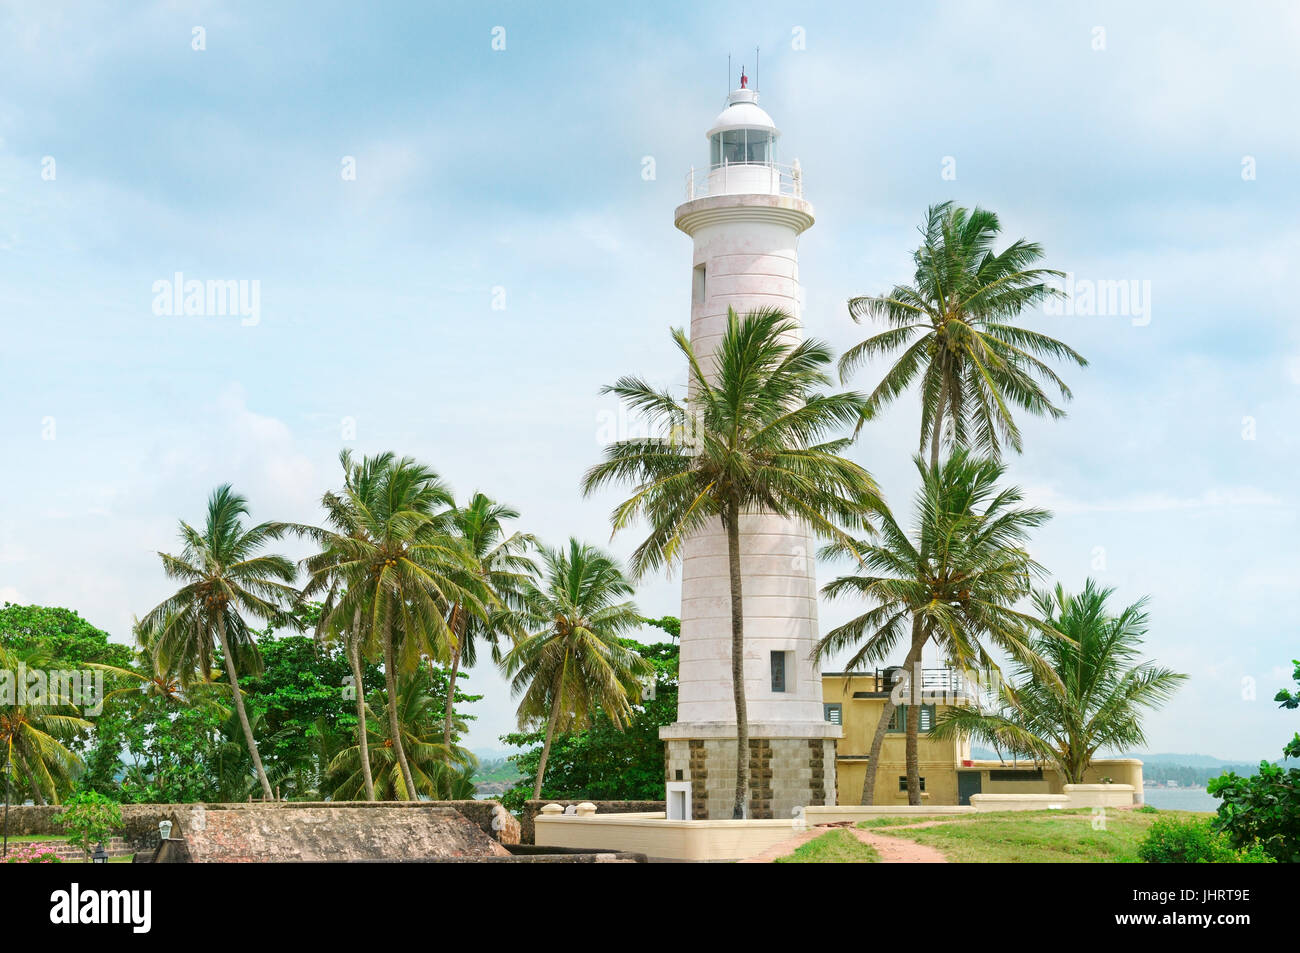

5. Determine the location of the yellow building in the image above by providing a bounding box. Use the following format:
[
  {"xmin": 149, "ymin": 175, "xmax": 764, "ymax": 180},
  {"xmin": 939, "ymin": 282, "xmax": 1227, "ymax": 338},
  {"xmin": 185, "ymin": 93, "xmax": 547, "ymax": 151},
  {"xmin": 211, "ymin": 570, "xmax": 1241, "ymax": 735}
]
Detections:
[{"xmin": 822, "ymin": 670, "xmax": 1143, "ymax": 806}]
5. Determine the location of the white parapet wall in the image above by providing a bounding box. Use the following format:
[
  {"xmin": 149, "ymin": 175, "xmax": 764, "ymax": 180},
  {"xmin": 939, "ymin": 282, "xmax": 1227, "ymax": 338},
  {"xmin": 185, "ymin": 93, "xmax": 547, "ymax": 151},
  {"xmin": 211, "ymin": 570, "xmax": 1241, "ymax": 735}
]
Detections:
[
  {"xmin": 533, "ymin": 807, "xmax": 808, "ymax": 861},
  {"xmin": 803, "ymin": 804, "xmax": 974, "ymax": 825},
  {"xmin": 1061, "ymin": 784, "xmax": 1137, "ymax": 808},
  {"xmin": 969, "ymin": 793, "xmax": 1070, "ymax": 811}
]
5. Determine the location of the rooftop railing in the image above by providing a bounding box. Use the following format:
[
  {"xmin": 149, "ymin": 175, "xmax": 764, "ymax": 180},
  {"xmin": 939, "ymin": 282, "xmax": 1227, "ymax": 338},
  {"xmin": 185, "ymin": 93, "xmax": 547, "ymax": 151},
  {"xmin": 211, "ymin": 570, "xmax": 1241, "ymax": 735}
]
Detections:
[{"xmin": 684, "ymin": 160, "xmax": 805, "ymax": 201}]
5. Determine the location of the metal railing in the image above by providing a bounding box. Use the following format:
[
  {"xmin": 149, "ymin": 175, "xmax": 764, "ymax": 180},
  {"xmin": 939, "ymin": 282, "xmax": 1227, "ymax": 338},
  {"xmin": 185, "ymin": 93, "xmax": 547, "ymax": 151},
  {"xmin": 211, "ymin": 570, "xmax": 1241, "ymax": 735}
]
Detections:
[
  {"xmin": 841, "ymin": 666, "xmax": 976, "ymax": 698},
  {"xmin": 683, "ymin": 160, "xmax": 805, "ymax": 201}
]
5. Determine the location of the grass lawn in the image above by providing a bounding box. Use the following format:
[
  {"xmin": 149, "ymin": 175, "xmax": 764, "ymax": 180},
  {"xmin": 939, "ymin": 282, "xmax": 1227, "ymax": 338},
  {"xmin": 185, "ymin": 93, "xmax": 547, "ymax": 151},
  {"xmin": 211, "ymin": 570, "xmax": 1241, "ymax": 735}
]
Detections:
[
  {"xmin": 775, "ymin": 828, "xmax": 880, "ymax": 863},
  {"xmin": 869, "ymin": 808, "xmax": 1211, "ymax": 863}
]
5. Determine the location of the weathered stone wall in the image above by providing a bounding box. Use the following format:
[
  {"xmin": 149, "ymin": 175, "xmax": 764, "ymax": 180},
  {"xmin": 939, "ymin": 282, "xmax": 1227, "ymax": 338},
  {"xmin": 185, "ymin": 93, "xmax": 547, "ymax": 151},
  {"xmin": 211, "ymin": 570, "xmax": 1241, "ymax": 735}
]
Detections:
[
  {"xmin": 519, "ymin": 800, "xmax": 665, "ymax": 845},
  {"xmin": 177, "ymin": 805, "xmax": 509, "ymax": 862},
  {"xmin": 664, "ymin": 736, "xmax": 836, "ymax": 819},
  {"xmin": 2, "ymin": 799, "xmax": 519, "ymax": 848}
]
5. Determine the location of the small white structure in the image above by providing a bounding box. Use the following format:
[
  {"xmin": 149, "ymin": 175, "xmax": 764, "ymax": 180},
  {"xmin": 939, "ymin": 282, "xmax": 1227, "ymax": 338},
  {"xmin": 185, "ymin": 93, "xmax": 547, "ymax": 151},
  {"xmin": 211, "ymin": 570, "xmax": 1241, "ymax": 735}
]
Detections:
[{"xmin": 660, "ymin": 73, "xmax": 840, "ymax": 820}]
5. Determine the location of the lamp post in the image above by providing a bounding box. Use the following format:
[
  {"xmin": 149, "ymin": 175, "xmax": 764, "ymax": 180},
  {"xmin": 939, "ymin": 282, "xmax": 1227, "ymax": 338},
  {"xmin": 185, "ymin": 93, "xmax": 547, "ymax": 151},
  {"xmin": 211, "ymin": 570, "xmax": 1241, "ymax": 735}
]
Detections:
[{"xmin": 2, "ymin": 748, "xmax": 12, "ymax": 860}]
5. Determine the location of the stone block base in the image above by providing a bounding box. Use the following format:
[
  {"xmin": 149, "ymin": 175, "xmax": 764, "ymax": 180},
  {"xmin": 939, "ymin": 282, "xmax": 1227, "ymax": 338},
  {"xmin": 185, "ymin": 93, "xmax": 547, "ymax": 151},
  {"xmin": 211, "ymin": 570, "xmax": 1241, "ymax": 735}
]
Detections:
[{"xmin": 664, "ymin": 735, "xmax": 837, "ymax": 820}]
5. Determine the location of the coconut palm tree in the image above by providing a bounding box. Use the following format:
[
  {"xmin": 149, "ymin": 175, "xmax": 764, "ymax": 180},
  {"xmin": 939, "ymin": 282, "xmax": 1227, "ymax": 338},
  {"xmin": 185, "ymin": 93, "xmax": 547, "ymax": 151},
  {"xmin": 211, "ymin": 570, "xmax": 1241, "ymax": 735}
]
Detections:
[
  {"xmin": 327, "ymin": 669, "xmax": 474, "ymax": 801},
  {"xmin": 815, "ymin": 451, "xmax": 1056, "ymax": 805},
  {"xmin": 298, "ymin": 449, "xmax": 399, "ymax": 801},
  {"xmin": 0, "ymin": 646, "xmax": 90, "ymax": 805},
  {"xmin": 932, "ymin": 580, "xmax": 1186, "ymax": 782},
  {"xmin": 442, "ymin": 492, "xmax": 536, "ymax": 749},
  {"xmin": 313, "ymin": 456, "xmax": 479, "ymax": 801},
  {"xmin": 583, "ymin": 307, "xmax": 880, "ymax": 818},
  {"xmin": 842, "ymin": 201, "xmax": 1086, "ymax": 467},
  {"xmin": 504, "ymin": 540, "xmax": 649, "ymax": 799},
  {"xmin": 142, "ymin": 485, "xmax": 299, "ymax": 801}
]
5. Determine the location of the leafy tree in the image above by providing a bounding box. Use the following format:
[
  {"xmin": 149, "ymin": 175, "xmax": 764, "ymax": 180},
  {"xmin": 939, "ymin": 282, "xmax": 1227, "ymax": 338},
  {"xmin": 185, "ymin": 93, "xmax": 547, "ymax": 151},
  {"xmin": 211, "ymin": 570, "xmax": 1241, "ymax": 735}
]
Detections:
[
  {"xmin": 142, "ymin": 484, "xmax": 301, "ymax": 800},
  {"xmin": 640, "ymin": 616, "xmax": 680, "ymax": 640},
  {"xmin": 0, "ymin": 604, "xmax": 132, "ymax": 668},
  {"xmin": 1209, "ymin": 659, "xmax": 1300, "ymax": 862},
  {"xmin": 932, "ymin": 580, "xmax": 1187, "ymax": 783},
  {"xmin": 584, "ymin": 308, "xmax": 879, "ymax": 817},
  {"xmin": 842, "ymin": 201, "xmax": 1085, "ymax": 466},
  {"xmin": 501, "ymin": 638, "xmax": 678, "ymax": 811},
  {"xmin": 57, "ymin": 790, "xmax": 123, "ymax": 858},
  {"xmin": 504, "ymin": 540, "xmax": 650, "ymax": 799},
  {"xmin": 816, "ymin": 451, "xmax": 1052, "ymax": 805},
  {"xmin": 239, "ymin": 633, "xmax": 377, "ymax": 800}
]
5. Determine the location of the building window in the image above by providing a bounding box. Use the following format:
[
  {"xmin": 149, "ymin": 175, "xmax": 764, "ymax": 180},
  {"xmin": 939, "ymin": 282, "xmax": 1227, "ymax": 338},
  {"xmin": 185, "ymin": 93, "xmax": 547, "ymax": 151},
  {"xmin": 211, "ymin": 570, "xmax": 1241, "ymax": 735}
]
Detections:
[
  {"xmin": 770, "ymin": 651, "xmax": 788, "ymax": 692},
  {"xmin": 692, "ymin": 263, "xmax": 706, "ymax": 304},
  {"xmin": 898, "ymin": 776, "xmax": 926, "ymax": 792},
  {"xmin": 824, "ymin": 703, "xmax": 842, "ymax": 725},
  {"xmin": 887, "ymin": 704, "xmax": 936, "ymax": 733}
]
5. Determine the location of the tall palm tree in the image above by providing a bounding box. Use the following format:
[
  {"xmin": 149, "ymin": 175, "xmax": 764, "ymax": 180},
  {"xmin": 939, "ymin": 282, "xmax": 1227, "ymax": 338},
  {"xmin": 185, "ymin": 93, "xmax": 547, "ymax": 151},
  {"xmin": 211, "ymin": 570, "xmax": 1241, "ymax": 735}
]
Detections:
[
  {"xmin": 299, "ymin": 449, "xmax": 399, "ymax": 801},
  {"xmin": 583, "ymin": 307, "xmax": 880, "ymax": 818},
  {"xmin": 932, "ymin": 580, "xmax": 1186, "ymax": 782},
  {"xmin": 143, "ymin": 485, "xmax": 299, "ymax": 801},
  {"xmin": 328, "ymin": 669, "xmax": 474, "ymax": 801},
  {"xmin": 815, "ymin": 451, "xmax": 1055, "ymax": 805},
  {"xmin": 504, "ymin": 540, "xmax": 649, "ymax": 800},
  {"xmin": 842, "ymin": 201, "xmax": 1086, "ymax": 467},
  {"xmin": 442, "ymin": 493, "xmax": 536, "ymax": 749},
  {"xmin": 0, "ymin": 646, "xmax": 90, "ymax": 805},
  {"xmin": 314, "ymin": 457, "xmax": 479, "ymax": 801}
]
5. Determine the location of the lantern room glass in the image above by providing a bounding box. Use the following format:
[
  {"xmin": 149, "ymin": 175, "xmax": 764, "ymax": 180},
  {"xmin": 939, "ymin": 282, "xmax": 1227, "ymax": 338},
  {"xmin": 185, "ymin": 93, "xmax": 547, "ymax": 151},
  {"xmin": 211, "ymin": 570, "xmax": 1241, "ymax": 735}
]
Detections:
[{"xmin": 710, "ymin": 129, "xmax": 775, "ymax": 168}]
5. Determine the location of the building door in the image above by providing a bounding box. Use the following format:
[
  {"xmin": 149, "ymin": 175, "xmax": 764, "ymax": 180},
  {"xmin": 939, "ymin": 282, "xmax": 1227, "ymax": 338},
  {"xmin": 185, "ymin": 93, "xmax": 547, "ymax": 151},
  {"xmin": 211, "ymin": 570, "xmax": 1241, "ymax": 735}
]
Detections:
[{"xmin": 957, "ymin": 771, "xmax": 982, "ymax": 806}]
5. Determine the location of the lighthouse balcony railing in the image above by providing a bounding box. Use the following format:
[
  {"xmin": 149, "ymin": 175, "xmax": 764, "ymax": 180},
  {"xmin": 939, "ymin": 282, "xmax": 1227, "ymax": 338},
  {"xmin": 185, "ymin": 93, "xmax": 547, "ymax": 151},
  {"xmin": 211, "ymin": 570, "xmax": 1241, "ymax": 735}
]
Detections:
[{"xmin": 684, "ymin": 160, "xmax": 805, "ymax": 201}]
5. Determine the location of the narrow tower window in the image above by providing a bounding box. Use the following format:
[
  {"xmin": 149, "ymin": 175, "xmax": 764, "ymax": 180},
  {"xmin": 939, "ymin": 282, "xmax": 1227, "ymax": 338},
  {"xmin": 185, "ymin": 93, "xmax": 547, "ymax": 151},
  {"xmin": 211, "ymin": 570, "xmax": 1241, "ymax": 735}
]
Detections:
[
  {"xmin": 770, "ymin": 651, "xmax": 789, "ymax": 692},
  {"xmin": 692, "ymin": 263, "xmax": 706, "ymax": 305}
]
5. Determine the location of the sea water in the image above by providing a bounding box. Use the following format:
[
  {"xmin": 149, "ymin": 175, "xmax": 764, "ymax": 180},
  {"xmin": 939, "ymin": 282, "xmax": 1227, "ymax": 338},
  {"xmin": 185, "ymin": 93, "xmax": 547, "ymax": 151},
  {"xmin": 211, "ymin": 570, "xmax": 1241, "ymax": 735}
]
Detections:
[{"xmin": 1142, "ymin": 787, "xmax": 1219, "ymax": 812}]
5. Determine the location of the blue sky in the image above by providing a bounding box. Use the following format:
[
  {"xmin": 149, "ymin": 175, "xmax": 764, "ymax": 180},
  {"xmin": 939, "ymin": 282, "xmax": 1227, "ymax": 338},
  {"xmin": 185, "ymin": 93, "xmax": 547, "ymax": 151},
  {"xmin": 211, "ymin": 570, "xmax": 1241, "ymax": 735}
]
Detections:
[{"xmin": 1, "ymin": 1, "xmax": 1297, "ymax": 759}]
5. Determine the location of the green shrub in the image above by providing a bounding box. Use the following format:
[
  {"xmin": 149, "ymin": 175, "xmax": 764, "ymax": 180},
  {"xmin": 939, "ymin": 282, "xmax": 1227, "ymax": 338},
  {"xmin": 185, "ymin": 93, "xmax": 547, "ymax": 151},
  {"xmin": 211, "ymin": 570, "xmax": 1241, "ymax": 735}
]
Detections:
[
  {"xmin": 57, "ymin": 791, "xmax": 123, "ymax": 859},
  {"xmin": 1138, "ymin": 816, "xmax": 1274, "ymax": 864},
  {"xmin": 1134, "ymin": 804, "xmax": 1159, "ymax": 814},
  {"xmin": 1209, "ymin": 760, "xmax": 1300, "ymax": 863}
]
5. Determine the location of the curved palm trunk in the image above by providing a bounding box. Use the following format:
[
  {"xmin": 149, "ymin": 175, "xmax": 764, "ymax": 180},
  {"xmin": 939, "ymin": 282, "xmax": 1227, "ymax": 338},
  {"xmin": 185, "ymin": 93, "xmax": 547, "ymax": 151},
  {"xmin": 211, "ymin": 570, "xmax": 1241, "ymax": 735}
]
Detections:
[
  {"xmin": 215, "ymin": 613, "xmax": 274, "ymax": 801},
  {"xmin": 347, "ymin": 610, "xmax": 375, "ymax": 802},
  {"xmin": 725, "ymin": 500, "xmax": 750, "ymax": 819},
  {"xmin": 442, "ymin": 605, "xmax": 466, "ymax": 750},
  {"xmin": 532, "ymin": 682, "xmax": 565, "ymax": 799},
  {"xmin": 381, "ymin": 613, "xmax": 419, "ymax": 801},
  {"xmin": 859, "ymin": 622, "xmax": 925, "ymax": 805}
]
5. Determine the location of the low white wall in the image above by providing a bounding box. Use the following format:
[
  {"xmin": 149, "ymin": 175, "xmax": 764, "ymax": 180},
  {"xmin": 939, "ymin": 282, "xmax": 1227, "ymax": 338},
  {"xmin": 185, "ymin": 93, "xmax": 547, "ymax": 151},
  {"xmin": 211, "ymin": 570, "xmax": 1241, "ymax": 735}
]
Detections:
[
  {"xmin": 804, "ymin": 805, "xmax": 974, "ymax": 825},
  {"xmin": 534, "ymin": 811, "xmax": 807, "ymax": 861},
  {"xmin": 1061, "ymin": 784, "xmax": 1136, "ymax": 808},
  {"xmin": 969, "ymin": 793, "xmax": 1070, "ymax": 812}
]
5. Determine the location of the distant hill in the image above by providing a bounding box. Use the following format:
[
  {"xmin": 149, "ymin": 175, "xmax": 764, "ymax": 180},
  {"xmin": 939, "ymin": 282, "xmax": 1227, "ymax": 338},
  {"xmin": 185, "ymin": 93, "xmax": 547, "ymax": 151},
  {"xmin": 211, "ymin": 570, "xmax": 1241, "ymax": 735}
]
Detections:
[{"xmin": 1121, "ymin": 753, "xmax": 1247, "ymax": 766}]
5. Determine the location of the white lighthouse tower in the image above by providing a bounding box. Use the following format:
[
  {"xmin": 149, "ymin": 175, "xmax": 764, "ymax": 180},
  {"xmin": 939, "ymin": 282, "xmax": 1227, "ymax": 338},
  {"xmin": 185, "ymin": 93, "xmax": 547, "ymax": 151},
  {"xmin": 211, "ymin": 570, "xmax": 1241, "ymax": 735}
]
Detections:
[{"xmin": 660, "ymin": 73, "xmax": 840, "ymax": 821}]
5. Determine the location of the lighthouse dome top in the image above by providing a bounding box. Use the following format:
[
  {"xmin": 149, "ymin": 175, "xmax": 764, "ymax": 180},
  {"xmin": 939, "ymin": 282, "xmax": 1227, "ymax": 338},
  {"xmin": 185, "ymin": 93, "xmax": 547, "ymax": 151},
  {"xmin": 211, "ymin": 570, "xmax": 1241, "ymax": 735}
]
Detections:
[{"xmin": 705, "ymin": 86, "xmax": 779, "ymax": 139}]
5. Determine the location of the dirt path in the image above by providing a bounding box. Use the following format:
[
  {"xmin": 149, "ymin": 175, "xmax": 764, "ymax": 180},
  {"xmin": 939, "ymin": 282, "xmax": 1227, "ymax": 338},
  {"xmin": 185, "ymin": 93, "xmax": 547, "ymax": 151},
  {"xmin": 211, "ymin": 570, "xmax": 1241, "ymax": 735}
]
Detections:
[
  {"xmin": 746, "ymin": 822, "xmax": 949, "ymax": 863},
  {"xmin": 849, "ymin": 825, "xmax": 948, "ymax": 863}
]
